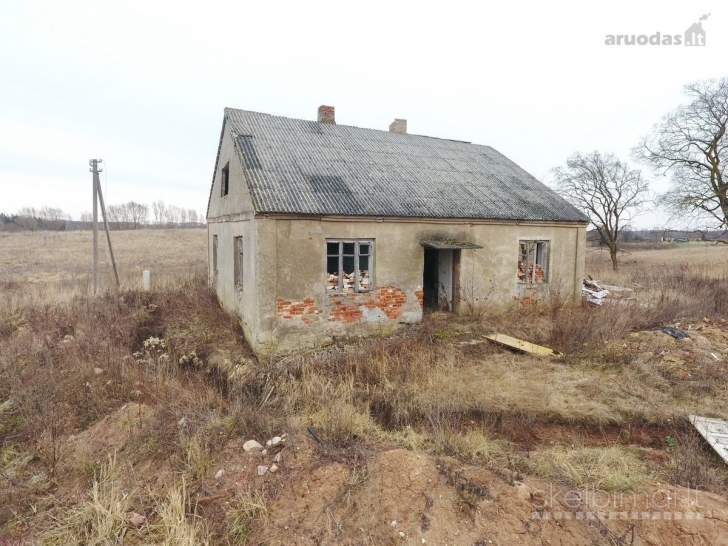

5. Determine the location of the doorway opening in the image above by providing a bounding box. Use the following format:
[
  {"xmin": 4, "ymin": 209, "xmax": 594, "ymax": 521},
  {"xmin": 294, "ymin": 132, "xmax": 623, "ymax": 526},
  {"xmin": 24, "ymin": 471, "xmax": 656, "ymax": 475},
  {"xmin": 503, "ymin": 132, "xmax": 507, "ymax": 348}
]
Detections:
[{"xmin": 422, "ymin": 248, "xmax": 461, "ymax": 312}]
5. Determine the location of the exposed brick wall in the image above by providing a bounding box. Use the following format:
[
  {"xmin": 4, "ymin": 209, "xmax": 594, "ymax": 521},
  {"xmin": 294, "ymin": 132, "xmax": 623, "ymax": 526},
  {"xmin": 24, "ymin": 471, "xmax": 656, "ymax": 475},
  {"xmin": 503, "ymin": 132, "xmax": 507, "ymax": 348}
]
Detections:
[
  {"xmin": 328, "ymin": 286, "xmax": 409, "ymax": 323},
  {"xmin": 277, "ymin": 287, "xmax": 412, "ymax": 325},
  {"xmin": 414, "ymin": 289, "xmax": 424, "ymax": 309},
  {"xmin": 513, "ymin": 289, "xmax": 539, "ymax": 306},
  {"xmin": 277, "ymin": 298, "xmax": 319, "ymax": 321}
]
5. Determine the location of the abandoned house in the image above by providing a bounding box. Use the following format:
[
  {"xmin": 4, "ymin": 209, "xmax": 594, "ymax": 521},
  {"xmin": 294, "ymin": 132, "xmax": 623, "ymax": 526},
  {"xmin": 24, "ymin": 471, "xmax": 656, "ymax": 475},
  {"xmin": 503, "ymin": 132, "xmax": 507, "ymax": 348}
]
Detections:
[{"xmin": 206, "ymin": 106, "xmax": 589, "ymax": 355}]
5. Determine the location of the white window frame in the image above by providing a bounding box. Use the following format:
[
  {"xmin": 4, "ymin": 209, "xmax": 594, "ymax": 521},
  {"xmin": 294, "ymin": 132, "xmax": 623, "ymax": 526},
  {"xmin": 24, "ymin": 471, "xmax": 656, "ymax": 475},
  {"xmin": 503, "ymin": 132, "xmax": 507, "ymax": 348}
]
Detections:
[
  {"xmin": 518, "ymin": 240, "xmax": 549, "ymax": 283},
  {"xmin": 326, "ymin": 239, "xmax": 374, "ymax": 293}
]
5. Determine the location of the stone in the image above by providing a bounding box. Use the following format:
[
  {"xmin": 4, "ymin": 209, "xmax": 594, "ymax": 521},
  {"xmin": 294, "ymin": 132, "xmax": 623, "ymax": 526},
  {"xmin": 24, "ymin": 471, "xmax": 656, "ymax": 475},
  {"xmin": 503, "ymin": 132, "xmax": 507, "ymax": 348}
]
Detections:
[
  {"xmin": 270, "ymin": 436, "xmax": 282, "ymax": 446},
  {"xmin": 244, "ymin": 440, "xmax": 264, "ymax": 452},
  {"xmin": 215, "ymin": 469, "xmax": 225, "ymax": 479},
  {"xmin": 129, "ymin": 512, "xmax": 147, "ymax": 526},
  {"xmin": 269, "ymin": 464, "xmax": 278, "ymax": 473},
  {"xmin": 257, "ymin": 465, "xmax": 268, "ymax": 476},
  {"xmin": 261, "ymin": 449, "xmax": 268, "ymax": 456}
]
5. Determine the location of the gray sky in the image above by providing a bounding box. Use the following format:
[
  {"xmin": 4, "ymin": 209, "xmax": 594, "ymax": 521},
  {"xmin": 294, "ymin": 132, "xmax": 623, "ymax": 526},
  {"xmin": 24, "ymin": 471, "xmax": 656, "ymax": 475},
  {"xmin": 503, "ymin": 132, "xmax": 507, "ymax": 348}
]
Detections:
[{"xmin": 0, "ymin": 0, "xmax": 723, "ymax": 228}]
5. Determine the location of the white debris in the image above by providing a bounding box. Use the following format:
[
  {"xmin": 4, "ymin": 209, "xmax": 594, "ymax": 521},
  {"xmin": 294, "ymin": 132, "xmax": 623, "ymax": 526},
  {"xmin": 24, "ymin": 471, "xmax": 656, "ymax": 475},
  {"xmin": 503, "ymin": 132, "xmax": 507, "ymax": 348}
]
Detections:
[
  {"xmin": 257, "ymin": 465, "xmax": 269, "ymax": 476},
  {"xmin": 215, "ymin": 469, "xmax": 225, "ymax": 480},
  {"xmin": 583, "ymin": 279, "xmax": 610, "ymax": 305},
  {"xmin": 269, "ymin": 464, "xmax": 278, "ymax": 473}
]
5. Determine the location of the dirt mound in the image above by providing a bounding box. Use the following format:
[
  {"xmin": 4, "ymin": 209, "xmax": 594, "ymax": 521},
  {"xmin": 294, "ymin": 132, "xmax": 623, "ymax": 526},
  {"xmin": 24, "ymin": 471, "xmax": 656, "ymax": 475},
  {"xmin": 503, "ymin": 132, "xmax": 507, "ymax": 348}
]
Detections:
[
  {"xmin": 49, "ymin": 402, "xmax": 728, "ymax": 545},
  {"xmin": 172, "ymin": 431, "xmax": 728, "ymax": 546}
]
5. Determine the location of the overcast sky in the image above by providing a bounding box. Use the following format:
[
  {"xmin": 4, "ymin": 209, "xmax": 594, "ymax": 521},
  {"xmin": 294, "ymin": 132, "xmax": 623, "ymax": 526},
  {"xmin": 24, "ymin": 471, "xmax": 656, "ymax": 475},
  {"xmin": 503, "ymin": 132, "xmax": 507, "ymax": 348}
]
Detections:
[{"xmin": 0, "ymin": 0, "xmax": 724, "ymax": 228}]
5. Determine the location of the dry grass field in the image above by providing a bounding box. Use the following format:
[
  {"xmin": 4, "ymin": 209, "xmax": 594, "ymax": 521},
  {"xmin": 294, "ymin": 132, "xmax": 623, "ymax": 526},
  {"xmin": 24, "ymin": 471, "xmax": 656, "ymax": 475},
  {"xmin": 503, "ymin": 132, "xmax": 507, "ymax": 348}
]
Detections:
[
  {"xmin": 4, "ymin": 231, "xmax": 728, "ymax": 544},
  {"xmin": 0, "ymin": 228, "xmax": 206, "ymax": 306}
]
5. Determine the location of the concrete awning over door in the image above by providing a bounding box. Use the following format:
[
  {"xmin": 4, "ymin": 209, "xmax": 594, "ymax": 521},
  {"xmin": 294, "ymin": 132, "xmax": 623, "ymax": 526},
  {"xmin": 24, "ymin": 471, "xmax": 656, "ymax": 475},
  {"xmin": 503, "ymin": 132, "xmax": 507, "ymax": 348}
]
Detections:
[{"xmin": 420, "ymin": 240, "xmax": 483, "ymax": 250}]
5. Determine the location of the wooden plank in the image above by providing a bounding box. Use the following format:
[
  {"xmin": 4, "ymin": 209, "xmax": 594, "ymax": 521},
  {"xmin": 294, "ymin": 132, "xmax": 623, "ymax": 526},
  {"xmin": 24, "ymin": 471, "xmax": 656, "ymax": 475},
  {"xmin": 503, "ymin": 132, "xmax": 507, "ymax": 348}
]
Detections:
[
  {"xmin": 483, "ymin": 333, "xmax": 561, "ymax": 356},
  {"xmin": 690, "ymin": 415, "xmax": 728, "ymax": 464}
]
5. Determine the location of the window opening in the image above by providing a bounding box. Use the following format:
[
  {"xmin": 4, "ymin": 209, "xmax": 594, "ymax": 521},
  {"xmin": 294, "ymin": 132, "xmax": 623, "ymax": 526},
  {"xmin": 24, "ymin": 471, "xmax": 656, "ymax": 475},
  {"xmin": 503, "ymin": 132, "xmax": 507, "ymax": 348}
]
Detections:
[
  {"xmin": 326, "ymin": 240, "xmax": 373, "ymax": 293},
  {"xmin": 518, "ymin": 241, "xmax": 548, "ymax": 283}
]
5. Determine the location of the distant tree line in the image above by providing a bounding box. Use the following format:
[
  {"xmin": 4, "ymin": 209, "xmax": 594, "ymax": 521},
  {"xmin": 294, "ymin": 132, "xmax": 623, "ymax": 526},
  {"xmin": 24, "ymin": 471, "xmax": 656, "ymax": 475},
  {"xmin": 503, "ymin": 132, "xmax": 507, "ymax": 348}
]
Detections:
[
  {"xmin": 0, "ymin": 207, "xmax": 72, "ymax": 231},
  {"xmin": 1, "ymin": 201, "xmax": 205, "ymax": 232}
]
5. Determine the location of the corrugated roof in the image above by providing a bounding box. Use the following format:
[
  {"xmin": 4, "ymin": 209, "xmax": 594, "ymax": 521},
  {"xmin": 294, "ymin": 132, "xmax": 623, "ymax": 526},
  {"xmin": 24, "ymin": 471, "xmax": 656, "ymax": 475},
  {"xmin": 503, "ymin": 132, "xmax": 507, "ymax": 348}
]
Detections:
[{"xmin": 213, "ymin": 108, "xmax": 588, "ymax": 222}]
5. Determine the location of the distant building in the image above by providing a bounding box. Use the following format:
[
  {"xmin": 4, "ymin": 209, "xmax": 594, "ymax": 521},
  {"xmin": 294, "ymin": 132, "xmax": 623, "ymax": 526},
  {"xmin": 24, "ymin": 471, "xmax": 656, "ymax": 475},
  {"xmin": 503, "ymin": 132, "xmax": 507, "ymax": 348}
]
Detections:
[{"xmin": 206, "ymin": 106, "xmax": 588, "ymax": 355}]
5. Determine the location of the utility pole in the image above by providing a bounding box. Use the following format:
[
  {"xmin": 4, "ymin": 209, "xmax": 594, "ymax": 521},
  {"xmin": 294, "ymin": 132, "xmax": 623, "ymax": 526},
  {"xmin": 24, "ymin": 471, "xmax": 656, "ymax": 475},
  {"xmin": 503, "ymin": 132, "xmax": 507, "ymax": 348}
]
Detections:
[
  {"xmin": 89, "ymin": 159, "xmax": 120, "ymax": 293},
  {"xmin": 90, "ymin": 159, "xmax": 100, "ymax": 293}
]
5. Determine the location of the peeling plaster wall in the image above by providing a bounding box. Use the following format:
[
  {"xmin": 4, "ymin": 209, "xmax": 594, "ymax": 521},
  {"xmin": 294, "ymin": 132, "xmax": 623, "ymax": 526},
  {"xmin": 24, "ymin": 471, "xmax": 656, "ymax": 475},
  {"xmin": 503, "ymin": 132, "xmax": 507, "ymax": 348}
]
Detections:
[{"xmin": 246, "ymin": 217, "xmax": 586, "ymax": 355}]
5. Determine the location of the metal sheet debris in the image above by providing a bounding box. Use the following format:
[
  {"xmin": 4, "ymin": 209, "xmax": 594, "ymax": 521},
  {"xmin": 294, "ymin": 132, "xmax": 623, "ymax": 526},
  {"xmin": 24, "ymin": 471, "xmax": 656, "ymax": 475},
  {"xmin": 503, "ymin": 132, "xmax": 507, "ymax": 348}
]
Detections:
[
  {"xmin": 659, "ymin": 326, "xmax": 691, "ymax": 340},
  {"xmin": 689, "ymin": 415, "xmax": 728, "ymax": 464},
  {"xmin": 582, "ymin": 279, "xmax": 637, "ymax": 305},
  {"xmin": 583, "ymin": 279, "xmax": 610, "ymax": 305},
  {"xmin": 483, "ymin": 333, "xmax": 561, "ymax": 356}
]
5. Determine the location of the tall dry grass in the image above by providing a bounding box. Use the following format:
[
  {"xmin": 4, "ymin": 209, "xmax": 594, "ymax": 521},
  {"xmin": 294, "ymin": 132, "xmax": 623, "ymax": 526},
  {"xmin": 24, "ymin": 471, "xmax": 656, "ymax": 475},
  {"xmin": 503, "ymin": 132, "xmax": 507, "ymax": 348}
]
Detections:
[{"xmin": 5, "ymin": 233, "xmax": 728, "ymax": 539}]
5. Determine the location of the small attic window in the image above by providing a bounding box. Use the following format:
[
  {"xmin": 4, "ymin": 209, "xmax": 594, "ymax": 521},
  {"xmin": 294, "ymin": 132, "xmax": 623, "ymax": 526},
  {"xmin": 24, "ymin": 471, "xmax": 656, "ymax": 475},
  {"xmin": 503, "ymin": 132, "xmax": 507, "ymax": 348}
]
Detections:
[{"xmin": 221, "ymin": 163, "xmax": 229, "ymax": 196}]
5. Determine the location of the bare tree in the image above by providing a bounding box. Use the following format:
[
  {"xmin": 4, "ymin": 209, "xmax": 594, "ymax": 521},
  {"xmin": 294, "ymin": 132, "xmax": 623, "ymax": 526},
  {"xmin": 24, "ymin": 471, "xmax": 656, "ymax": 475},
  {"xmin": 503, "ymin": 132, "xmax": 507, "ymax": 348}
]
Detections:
[
  {"xmin": 106, "ymin": 204, "xmax": 125, "ymax": 229},
  {"xmin": 634, "ymin": 76, "xmax": 728, "ymax": 228},
  {"xmin": 38, "ymin": 207, "xmax": 69, "ymax": 230},
  {"xmin": 16, "ymin": 207, "xmax": 38, "ymax": 231},
  {"xmin": 552, "ymin": 151, "xmax": 650, "ymax": 271},
  {"xmin": 152, "ymin": 200, "xmax": 166, "ymax": 225},
  {"xmin": 127, "ymin": 201, "xmax": 149, "ymax": 229}
]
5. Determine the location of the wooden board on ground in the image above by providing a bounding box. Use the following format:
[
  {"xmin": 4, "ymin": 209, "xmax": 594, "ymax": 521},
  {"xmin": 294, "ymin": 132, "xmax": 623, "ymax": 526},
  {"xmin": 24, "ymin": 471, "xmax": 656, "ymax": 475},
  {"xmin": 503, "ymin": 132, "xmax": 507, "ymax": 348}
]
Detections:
[
  {"xmin": 689, "ymin": 415, "xmax": 728, "ymax": 464},
  {"xmin": 483, "ymin": 333, "xmax": 561, "ymax": 356}
]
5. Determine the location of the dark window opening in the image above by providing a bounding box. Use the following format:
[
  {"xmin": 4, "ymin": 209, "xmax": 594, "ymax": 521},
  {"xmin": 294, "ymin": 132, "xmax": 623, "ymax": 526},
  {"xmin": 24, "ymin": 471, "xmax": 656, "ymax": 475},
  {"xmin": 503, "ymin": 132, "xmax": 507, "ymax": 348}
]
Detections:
[
  {"xmin": 234, "ymin": 236, "xmax": 243, "ymax": 288},
  {"xmin": 221, "ymin": 163, "xmax": 229, "ymax": 196},
  {"xmin": 212, "ymin": 235, "xmax": 218, "ymax": 277}
]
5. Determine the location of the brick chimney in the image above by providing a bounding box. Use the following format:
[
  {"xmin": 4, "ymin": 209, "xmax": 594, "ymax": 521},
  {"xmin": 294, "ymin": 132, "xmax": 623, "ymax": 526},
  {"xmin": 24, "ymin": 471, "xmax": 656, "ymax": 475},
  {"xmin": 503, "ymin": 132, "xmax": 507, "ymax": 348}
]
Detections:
[
  {"xmin": 389, "ymin": 118, "xmax": 407, "ymax": 134},
  {"xmin": 317, "ymin": 105, "xmax": 336, "ymax": 124}
]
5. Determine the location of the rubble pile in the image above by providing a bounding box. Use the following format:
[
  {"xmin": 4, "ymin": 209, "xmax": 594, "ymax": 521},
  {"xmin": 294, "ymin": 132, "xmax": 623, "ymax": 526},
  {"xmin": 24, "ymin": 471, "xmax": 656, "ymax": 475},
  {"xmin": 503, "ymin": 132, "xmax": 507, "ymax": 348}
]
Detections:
[
  {"xmin": 517, "ymin": 263, "xmax": 545, "ymax": 283},
  {"xmin": 327, "ymin": 270, "xmax": 371, "ymax": 293},
  {"xmin": 242, "ymin": 433, "xmax": 287, "ymax": 476}
]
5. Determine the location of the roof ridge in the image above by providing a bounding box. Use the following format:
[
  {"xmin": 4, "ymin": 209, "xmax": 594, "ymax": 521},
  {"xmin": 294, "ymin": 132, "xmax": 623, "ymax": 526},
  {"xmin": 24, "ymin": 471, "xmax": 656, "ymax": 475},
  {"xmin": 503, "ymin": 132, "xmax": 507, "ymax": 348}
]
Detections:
[{"xmin": 224, "ymin": 107, "xmax": 474, "ymax": 145}]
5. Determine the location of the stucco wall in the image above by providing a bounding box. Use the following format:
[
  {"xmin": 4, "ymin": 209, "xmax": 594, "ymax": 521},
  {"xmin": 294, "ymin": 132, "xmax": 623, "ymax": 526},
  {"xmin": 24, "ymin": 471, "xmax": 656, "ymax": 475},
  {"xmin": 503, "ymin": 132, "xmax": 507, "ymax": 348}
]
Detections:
[
  {"xmin": 207, "ymin": 124, "xmax": 259, "ymax": 344},
  {"xmin": 207, "ymin": 124, "xmax": 255, "ymax": 219},
  {"xmin": 248, "ymin": 217, "xmax": 586, "ymax": 355}
]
